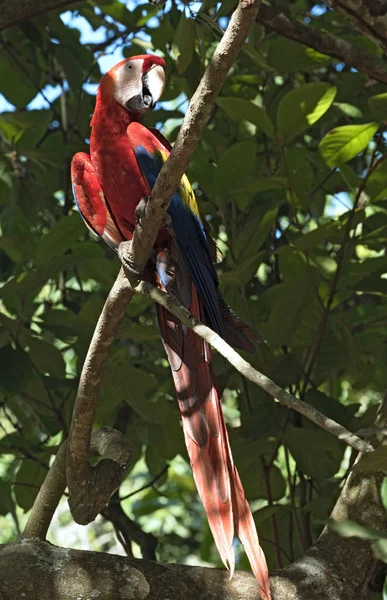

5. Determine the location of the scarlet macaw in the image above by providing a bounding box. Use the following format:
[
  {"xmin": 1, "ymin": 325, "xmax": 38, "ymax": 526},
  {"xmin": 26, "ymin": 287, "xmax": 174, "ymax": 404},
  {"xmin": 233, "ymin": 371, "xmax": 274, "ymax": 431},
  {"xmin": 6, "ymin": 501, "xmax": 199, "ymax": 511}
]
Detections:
[{"xmin": 71, "ymin": 54, "xmax": 270, "ymax": 599}]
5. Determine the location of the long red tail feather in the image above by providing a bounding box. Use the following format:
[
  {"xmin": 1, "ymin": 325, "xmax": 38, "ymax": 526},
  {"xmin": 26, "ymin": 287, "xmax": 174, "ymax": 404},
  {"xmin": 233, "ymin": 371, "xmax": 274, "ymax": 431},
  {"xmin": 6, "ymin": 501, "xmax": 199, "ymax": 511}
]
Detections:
[{"xmin": 156, "ymin": 274, "xmax": 270, "ymax": 599}]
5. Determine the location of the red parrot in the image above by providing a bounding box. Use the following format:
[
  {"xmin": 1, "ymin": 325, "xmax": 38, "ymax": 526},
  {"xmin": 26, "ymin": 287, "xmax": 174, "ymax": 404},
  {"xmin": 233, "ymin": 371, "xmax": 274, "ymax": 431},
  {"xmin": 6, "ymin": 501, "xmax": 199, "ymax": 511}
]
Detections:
[{"xmin": 71, "ymin": 54, "xmax": 270, "ymax": 599}]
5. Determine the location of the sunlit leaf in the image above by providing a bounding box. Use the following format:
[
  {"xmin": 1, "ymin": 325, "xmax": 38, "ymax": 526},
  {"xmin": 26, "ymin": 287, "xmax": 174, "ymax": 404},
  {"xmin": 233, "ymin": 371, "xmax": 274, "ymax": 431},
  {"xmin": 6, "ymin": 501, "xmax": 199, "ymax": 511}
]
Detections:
[
  {"xmin": 319, "ymin": 123, "xmax": 378, "ymax": 167},
  {"xmin": 277, "ymin": 83, "xmax": 337, "ymax": 143}
]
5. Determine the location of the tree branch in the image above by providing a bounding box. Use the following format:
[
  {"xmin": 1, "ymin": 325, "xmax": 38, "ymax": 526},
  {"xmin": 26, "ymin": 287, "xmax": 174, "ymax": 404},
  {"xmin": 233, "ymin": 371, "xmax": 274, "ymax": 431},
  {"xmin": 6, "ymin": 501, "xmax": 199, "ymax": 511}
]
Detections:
[
  {"xmin": 24, "ymin": 427, "xmax": 131, "ymax": 539},
  {"xmin": 65, "ymin": 270, "xmax": 133, "ymax": 525},
  {"xmin": 326, "ymin": 0, "xmax": 387, "ymax": 54},
  {"xmin": 0, "ymin": 0, "xmax": 82, "ymax": 31},
  {"xmin": 132, "ymin": 279, "xmax": 371, "ymax": 455},
  {"xmin": 256, "ymin": 4, "xmax": 387, "ymax": 84}
]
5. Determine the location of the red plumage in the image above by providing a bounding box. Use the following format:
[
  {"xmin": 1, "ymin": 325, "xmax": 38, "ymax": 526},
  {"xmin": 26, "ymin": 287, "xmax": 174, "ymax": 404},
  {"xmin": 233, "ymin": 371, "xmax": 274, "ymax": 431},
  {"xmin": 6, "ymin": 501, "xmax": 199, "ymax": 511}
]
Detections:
[{"xmin": 71, "ymin": 55, "xmax": 270, "ymax": 600}]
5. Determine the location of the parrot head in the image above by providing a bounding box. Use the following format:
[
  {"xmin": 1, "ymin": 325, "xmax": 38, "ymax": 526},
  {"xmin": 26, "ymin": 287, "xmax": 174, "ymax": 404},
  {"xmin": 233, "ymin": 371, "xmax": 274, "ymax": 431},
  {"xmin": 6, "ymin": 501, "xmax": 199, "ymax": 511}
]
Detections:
[{"xmin": 101, "ymin": 54, "xmax": 166, "ymax": 113}]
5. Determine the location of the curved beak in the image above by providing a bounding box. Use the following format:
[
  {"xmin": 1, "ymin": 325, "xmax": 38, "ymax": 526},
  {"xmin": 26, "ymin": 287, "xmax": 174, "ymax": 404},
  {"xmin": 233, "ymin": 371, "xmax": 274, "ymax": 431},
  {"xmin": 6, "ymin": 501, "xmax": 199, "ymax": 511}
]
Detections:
[{"xmin": 126, "ymin": 64, "xmax": 165, "ymax": 113}]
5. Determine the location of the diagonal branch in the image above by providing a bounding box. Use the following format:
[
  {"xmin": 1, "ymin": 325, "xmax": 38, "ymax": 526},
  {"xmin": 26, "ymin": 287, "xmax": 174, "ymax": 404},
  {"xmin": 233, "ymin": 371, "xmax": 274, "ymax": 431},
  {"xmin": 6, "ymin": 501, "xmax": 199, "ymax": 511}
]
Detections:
[
  {"xmin": 65, "ymin": 270, "xmax": 133, "ymax": 525},
  {"xmin": 326, "ymin": 0, "xmax": 387, "ymax": 54},
  {"xmin": 0, "ymin": 0, "xmax": 82, "ymax": 31},
  {"xmin": 131, "ymin": 278, "xmax": 371, "ymax": 456},
  {"xmin": 256, "ymin": 4, "xmax": 387, "ymax": 84}
]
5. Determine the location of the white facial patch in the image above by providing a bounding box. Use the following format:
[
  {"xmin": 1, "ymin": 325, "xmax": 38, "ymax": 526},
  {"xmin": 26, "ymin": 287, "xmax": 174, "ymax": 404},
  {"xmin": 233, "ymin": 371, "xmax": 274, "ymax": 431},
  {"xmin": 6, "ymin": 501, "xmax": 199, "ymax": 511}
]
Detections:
[
  {"xmin": 113, "ymin": 59, "xmax": 144, "ymax": 108},
  {"xmin": 146, "ymin": 65, "xmax": 165, "ymax": 104}
]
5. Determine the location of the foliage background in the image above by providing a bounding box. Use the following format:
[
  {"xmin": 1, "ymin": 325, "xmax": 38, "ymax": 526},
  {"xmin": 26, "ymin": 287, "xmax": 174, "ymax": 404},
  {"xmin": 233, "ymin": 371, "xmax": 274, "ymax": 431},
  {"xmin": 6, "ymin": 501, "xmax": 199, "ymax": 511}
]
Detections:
[{"xmin": 1, "ymin": 0, "xmax": 387, "ymax": 593}]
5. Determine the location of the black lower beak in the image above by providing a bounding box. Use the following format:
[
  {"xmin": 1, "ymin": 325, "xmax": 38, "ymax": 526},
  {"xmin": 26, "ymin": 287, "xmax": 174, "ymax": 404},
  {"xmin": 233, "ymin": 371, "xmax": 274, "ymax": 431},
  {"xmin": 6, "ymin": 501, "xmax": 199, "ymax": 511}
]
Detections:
[
  {"xmin": 142, "ymin": 83, "xmax": 154, "ymax": 109},
  {"xmin": 125, "ymin": 76, "xmax": 155, "ymax": 113}
]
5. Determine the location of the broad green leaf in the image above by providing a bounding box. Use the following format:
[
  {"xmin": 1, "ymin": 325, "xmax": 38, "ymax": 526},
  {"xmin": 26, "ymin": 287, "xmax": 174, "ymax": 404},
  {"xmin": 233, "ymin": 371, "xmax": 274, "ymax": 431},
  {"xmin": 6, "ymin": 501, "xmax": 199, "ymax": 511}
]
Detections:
[
  {"xmin": 0, "ymin": 345, "xmax": 34, "ymax": 395},
  {"xmin": 0, "ymin": 481, "xmax": 13, "ymax": 516},
  {"xmin": 233, "ymin": 196, "xmax": 282, "ymax": 264},
  {"xmin": 264, "ymin": 271, "xmax": 313, "ymax": 348},
  {"xmin": 354, "ymin": 445, "xmax": 387, "ymax": 472},
  {"xmin": 101, "ymin": 360, "xmax": 168, "ymax": 424},
  {"xmin": 172, "ymin": 13, "xmax": 195, "ymax": 75},
  {"xmin": 268, "ymin": 38, "xmax": 331, "ymax": 74},
  {"xmin": 232, "ymin": 176, "xmax": 287, "ymax": 196},
  {"xmin": 14, "ymin": 453, "xmax": 49, "ymax": 511},
  {"xmin": 36, "ymin": 213, "xmax": 86, "ymax": 266},
  {"xmin": 0, "ymin": 55, "xmax": 36, "ymax": 108},
  {"xmin": 277, "ymin": 83, "xmax": 337, "ymax": 143},
  {"xmin": 19, "ymin": 331, "xmax": 66, "ymax": 379},
  {"xmin": 292, "ymin": 222, "xmax": 342, "ymax": 251},
  {"xmin": 216, "ymin": 97, "xmax": 274, "ymax": 138},
  {"xmin": 368, "ymin": 92, "xmax": 387, "ymax": 121},
  {"xmin": 215, "ymin": 141, "xmax": 256, "ymax": 198},
  {"xmin": 319, "ymin": 123, "xmax": 378, "ymax": 168},
  {"xmin": 285, "ymin": 426, "xmax": 344, "ymax": 479},
  {"xmin": 366, "ymin": 158, "xmax": 387, "ymax": 202}
]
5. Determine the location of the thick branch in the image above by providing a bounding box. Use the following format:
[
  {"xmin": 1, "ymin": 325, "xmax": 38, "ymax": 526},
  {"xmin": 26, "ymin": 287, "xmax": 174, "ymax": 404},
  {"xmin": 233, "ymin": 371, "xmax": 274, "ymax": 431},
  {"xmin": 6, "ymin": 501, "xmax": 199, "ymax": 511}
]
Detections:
[
  {"xmin": 134, "ymin": 279, "xmax": 371, "ymax": 455},
  {"xmin": 24, "ymin": 427, "xmax": 131, "ymax": 539},
  {"xmin": 257, "ymin": 4, "xmax": 387, "ymax": 83},
  {"xmin": 0, "ymin": 0, "xmax": 82, "ymax": 31},
  {"xmin": 326, "ymin": 0, "xmax": 387, "ymax": 53},
  {"xmin": 66, "ymin": 270, "xmax": 133, "ymax": 524}
]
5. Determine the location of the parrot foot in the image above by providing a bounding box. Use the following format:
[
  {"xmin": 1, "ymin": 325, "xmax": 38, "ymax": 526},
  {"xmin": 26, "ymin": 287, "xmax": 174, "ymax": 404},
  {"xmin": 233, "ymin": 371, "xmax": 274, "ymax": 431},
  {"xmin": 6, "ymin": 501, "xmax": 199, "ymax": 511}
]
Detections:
[
  {"xmin": 135, "ymin": 196, "xmax": 150, "ymax": 229},
  {"xmin": 118, "ymin": 241, "xmax": 141, "ymax": 281},
  {"xmin": 135, "ymin": 196, "xmax": 172, "ymax": 230}
]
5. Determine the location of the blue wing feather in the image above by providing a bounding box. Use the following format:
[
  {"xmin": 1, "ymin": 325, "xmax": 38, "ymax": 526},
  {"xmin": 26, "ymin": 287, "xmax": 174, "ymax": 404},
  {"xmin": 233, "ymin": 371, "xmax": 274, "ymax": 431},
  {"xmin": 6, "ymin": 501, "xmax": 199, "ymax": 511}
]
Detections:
[{"xmin": 133, "ymin": 144, "xmax": 223, "ymax": 336}]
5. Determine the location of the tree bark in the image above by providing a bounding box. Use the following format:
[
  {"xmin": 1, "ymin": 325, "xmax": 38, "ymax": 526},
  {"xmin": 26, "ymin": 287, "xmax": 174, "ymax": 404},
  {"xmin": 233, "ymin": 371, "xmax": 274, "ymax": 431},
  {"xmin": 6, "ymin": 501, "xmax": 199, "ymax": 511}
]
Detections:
[{"xmin": 0, "ymin": 0, "xmax": 82, "ymax": 30}]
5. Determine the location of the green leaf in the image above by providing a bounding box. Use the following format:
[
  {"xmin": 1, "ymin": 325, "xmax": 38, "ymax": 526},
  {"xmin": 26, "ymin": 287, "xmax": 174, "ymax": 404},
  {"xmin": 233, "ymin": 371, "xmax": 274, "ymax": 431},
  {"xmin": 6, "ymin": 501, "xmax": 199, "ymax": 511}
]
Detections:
[
  {"xmin": 19, "ymin": 331, "xmax": 66, "ymax": 379},
  {"xmin": 319, "ymin": 123, "xmax": 378, "ymax": 168},
  {"xmin": 233, "ymin": 196, "xmax": 282, "ymax": 265},
  {"xmin": 268, "ymin": 38, "xmax": 331, "ymax": 74},
  {"xmin": 0, "ymin": 480, "xmax": 13, "ymax": 516},
  {"xmin": 381, "ymin": 477, "xmax": 387, "ymax": 511},
  {"xmin": 368, "ymin": 92, "xmax": 387, "ymax": 121},
  {"xmin": 366, "ymin": 158, "xmax": 387, "ymax": 202},
  {"xmin": 36, "ymin": 213, "xmax": 85, "ymax": 266},
  {"xmin": 292, "ymin": 222, "xmax": 342, "ymax": 251},
  {"xmin": 215, "ymin": 141, "xmax": 256, "ymax": 198},
  {"xmin": 172, "ymin": 13, "xmax": 195, "ymax": 75},
  {"xmin": 102, "ymin": 359, "xmax": 169, "ymax": 424},
  {"xmin": 354, "ymin": 445, "xmax": 387, "ymax": 472},
  {"xmin": 0, "ymin": 345, "xmax": 34, "ymax": 395},
  {"xmin": 216, "ymin": 97, "xmax": 274, "ymax": 138},
  {"xmin": 0, "ymin": 54, "xmax": 36, "ymax": 108},
  {"xmin": 285, "ymin": 426, "xmax": 344, "ymax": 479},
  {"xmin": 14, "ymin": 453, "xmax": 49, "ymax": 511},
  {"xmin": 277, "ymin": 83, "xmax": 337, "ymax": 143}
]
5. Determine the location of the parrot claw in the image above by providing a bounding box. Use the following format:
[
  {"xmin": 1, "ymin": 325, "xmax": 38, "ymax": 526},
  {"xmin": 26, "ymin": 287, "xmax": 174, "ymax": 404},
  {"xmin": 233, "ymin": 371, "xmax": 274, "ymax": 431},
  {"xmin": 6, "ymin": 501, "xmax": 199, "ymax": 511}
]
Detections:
[
  {"xmin": 135, "ymin": 196, "xmax": 150, "ymax": 229},
  {"xmin": 163, "ymin": 212, "xmax": 172, "ymax": 228},
  {"xmin": 135, "ymin": 196, "xmax": 171, "ymax": 230},
  {"xmin": 118, "ymin": 240, "xmax": 141, "ymax": 281}
]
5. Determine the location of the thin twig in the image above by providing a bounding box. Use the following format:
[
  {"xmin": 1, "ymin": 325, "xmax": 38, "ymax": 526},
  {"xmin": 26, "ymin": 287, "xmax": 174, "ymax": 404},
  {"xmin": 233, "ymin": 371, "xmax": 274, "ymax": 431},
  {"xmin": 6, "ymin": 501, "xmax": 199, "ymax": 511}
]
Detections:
[
  {"xmin": 134, "ymin": 278, "xmax": 372, "ymax": 455},
  {"xmin": 119, "ymin": 464, "xmax": 169, "ymax": 502}
]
